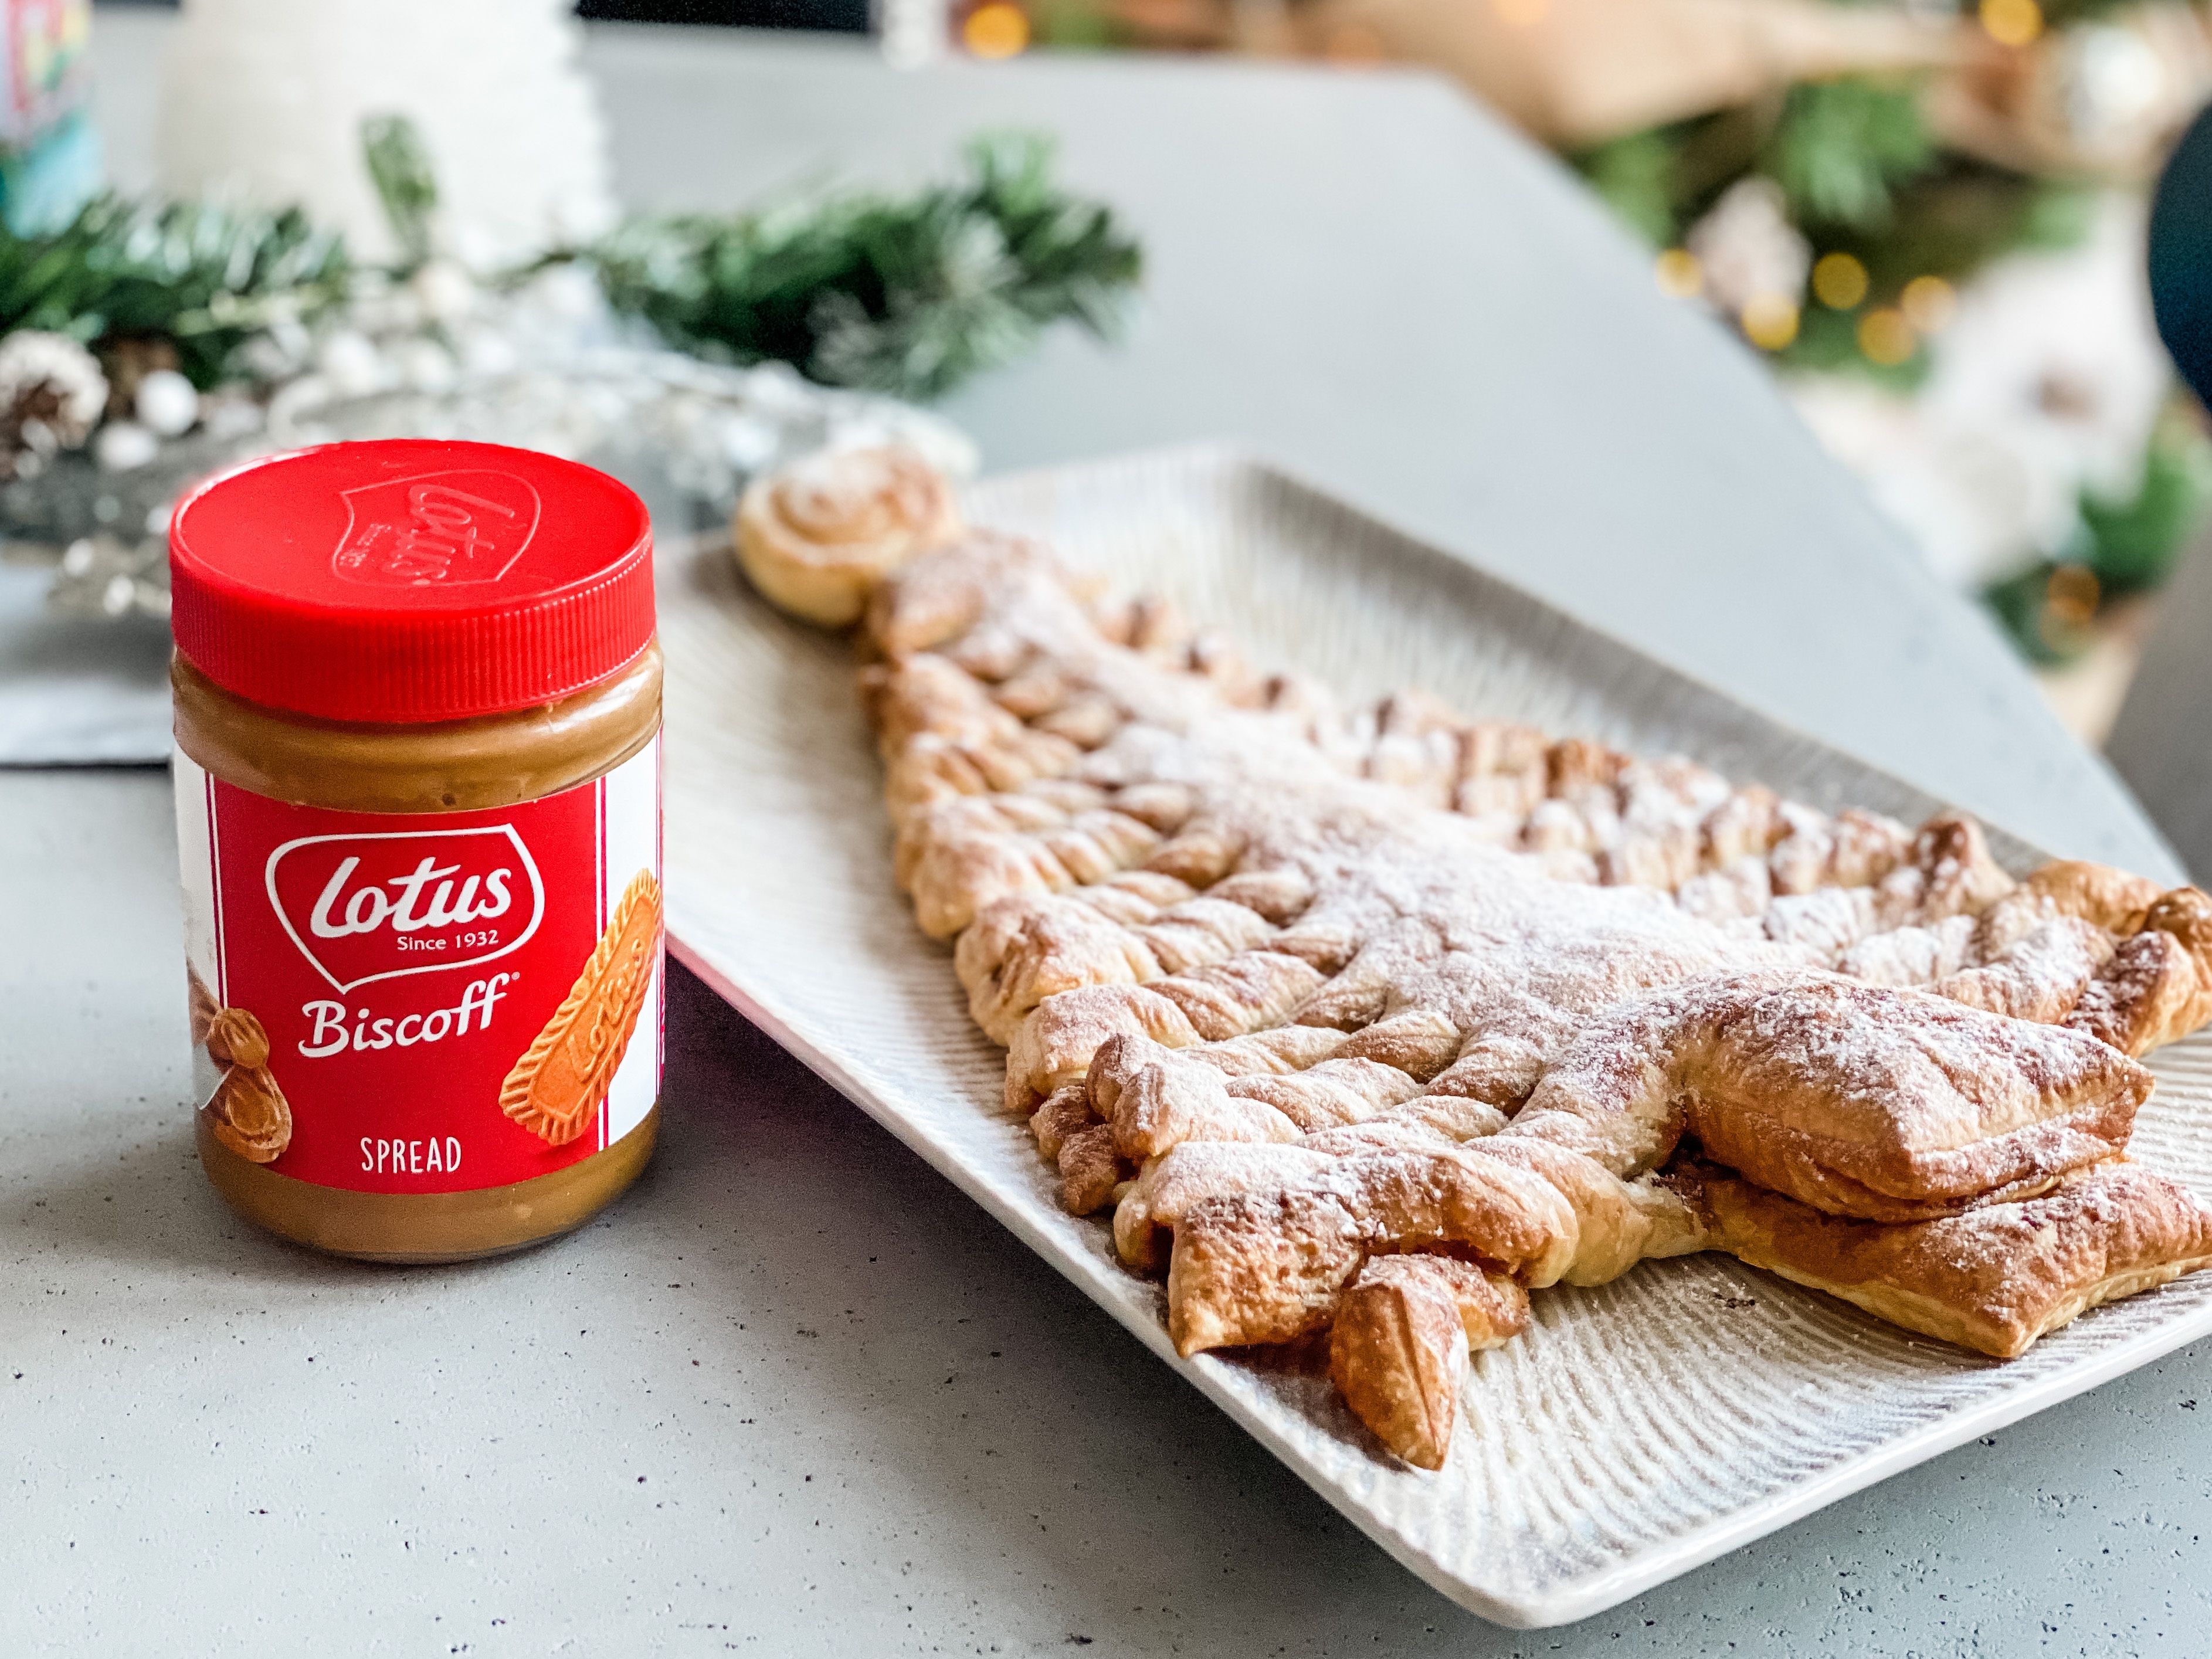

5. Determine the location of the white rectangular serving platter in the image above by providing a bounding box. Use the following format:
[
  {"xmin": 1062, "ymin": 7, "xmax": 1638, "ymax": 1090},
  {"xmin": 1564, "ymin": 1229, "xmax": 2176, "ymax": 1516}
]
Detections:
[{"xmin": 654, "ymin": 444, "xmax": 2212, "ymax": 1629}]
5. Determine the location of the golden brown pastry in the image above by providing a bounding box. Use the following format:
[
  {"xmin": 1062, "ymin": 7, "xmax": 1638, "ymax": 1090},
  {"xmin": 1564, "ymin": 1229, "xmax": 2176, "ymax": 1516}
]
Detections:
[
  {"xmin": 1165, "ymin": 1148, "xmax": 1579, "ymax": 1354},
  {"xmin": 2067, "ymin": 888, "xmax": 2212, "ymax": 1057},
  {"xmin": 803, "ymin": 533, "xmax": 2212, "ymax": 1469},
  {"xmin": 1329, "ymin": 1255, "xmax": 1529, "ymax": 1470},
  {"xmin": 1336, "ymin": 1158, "xmax": 2212, "ymax": 1464},
  {"xmin": 1513, "ymin": 969, "xmax": 2153, "ymax": 1220},
  {"xmin": 734, "ymin": 445, "xmax": 963, "ymax": 627},
  {"xmin": 1165, "ymin": 1137, "xmax": 1711, "ymax": 1356},
  {"xmin": 1690, "ymin": 1161, "xmax": 2212, "ymax": 1358}
]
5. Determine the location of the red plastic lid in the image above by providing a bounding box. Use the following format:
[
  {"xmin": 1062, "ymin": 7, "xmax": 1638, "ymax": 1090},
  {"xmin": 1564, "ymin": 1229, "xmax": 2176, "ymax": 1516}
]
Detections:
[{"xmin": 169, "ymin": 440, "xmax": 655, "ymax": 724}]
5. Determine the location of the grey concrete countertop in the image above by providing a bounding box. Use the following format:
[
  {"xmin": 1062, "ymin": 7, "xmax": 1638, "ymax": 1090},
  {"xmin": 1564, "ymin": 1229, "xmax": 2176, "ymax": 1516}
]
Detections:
[{"xmin": 9, "ymin": 12, "xmax": 2210, "ymax": 1656}]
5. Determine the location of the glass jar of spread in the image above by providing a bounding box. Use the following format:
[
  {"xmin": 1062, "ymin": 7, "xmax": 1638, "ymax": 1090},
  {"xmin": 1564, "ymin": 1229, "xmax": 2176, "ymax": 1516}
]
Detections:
[{"xmin": 168, "ymin": 439, "xmax": 664, "ymax": 1263}]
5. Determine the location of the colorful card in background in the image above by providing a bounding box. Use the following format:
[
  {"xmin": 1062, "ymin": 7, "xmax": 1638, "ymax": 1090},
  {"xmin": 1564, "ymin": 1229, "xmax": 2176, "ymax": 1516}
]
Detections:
[{"xmin": 0, "ymin": 0, "xmax": 97, "ymax": 233}]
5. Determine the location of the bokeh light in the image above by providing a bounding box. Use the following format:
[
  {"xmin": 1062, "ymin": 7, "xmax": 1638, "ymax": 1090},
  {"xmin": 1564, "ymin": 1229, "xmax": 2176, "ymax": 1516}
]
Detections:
[
  {"xmin": 963, "ymin": 2, "xmax": 1030, "ymax": 58},
  {"xmin": 1901, "ymin": 274, "xmax": 1957, "ymax": 335},
  {"xmin": 1654, "ymin": 249, "xmax": 1704, "ymax": 298},
  {"xmin": 1858, "ymin": 307, "xmax": 1916, "ymax": 366},
  {"xmin": 1980, "ymin": 0, "xmax": 2043, "ymax": 48},
  {"xmin": 1812, "ymin": 252, "xmax": 1870, "ymax": 311},
  {"xmin": 2044, "ymin": 566, "xmax": 2096, "ymax": 641},
  {"xmin": 1741, "ymin": 294, "xmax": 1800, "ymax": 351}
]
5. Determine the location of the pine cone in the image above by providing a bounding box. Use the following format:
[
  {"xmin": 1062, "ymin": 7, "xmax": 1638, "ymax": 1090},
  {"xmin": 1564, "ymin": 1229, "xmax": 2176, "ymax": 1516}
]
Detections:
[{"xmin": 0, "ymin": 330, "xmax": 109, "ymax": 479}]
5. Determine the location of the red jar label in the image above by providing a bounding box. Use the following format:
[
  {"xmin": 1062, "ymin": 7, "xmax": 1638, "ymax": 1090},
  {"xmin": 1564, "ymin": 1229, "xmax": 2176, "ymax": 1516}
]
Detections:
[{"xmin": 172, "ymin": 738, "xmax": 662, "ymax": 1192}]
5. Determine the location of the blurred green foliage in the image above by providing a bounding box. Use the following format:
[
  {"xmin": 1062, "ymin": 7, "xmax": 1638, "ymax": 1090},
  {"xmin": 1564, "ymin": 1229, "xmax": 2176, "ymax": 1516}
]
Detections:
[
  {"xmin": 589, "ymin": 133, "xmax": 1143, "ymax": 402},
  {"xmin": 362, "ymin": 112, "xmax": 440, "ymax": 273},
  {"xmin": 0, "ymin": 195, "xmax": 348, "ymax": 388},
  {"xmin": 1761, "ymin": 77, "xmax": 1936, "ymax": 231},
  {"xmin": 1984, "ymin": 414, "xmax": 2212, "ymax": 663},
  {"xmin": 0, "ymin": 120, "xmax": 1144, "ymax": 413}
]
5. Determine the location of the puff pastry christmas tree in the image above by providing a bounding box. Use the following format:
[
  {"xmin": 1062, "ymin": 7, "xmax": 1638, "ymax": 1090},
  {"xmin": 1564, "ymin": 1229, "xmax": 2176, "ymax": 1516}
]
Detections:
[{"xmin": 745, "ymin": 454, "xmax": 2212, "ymax": 1470}]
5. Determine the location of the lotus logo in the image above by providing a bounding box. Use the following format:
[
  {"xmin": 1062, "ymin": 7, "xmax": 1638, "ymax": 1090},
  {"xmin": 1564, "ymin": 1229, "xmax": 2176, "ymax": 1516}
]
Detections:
[
  {"xmin": 330, "ymin": 467, "xmax": 542, "ymax": 586},
  {"xmin": 264, "ymin": 827, "xmax": 546, "ymax": 993}
]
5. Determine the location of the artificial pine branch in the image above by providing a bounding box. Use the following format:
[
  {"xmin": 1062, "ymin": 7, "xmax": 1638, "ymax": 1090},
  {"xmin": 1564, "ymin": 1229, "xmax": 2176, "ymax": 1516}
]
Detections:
[
  {"xmin": 0, "ymin": 195, "xmax": 350, "ymax": 388},
  {"xmin": 0, "ymin": 123, "xmax": 1143, "ymax": 425},
  {"xmin": 588, "ymin": 133, "xmax": 1144, "ymax": 402},
  {"xmin": 362, "ymin": 113, "xmax": 439, "ymax": 273}
]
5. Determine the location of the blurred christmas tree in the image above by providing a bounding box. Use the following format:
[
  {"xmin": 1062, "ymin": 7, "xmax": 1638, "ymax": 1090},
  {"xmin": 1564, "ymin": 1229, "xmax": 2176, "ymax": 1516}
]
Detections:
[
  {"xmin": 1551, "ymin": 3, "xmax": 2212, "ymax": 671},
  {"xmin": 1487, "ymin": 0, "xmax": 2212, "ymax": 673},
  {"xmin": 1006, "ymin": 0, "xmax": 2212, "ymax": 688}
]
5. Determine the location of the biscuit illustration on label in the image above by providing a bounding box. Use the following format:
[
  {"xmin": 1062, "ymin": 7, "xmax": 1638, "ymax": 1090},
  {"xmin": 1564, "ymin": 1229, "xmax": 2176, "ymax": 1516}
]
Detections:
[
  {"xmin": 194, "ymin": 1000, "xmax": 292, "ymax": 1163},
  {"xmin": 500, "ymin": 870, "xmax": 661, "ymax": 1146},
  {"xmin": 206, "ymin": 1060, "xmax": 293, "ymax": 1163},
  {"xmin": 204, "ymin": 1006, "xmax": 272, "ymax": 1070}
]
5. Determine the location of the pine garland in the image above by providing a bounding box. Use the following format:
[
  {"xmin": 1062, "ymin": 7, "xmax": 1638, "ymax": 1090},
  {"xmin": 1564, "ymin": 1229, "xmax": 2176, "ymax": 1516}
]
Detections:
[
  {"xmin": 0, "ymin": 195, "xmax": 350, "ymax": 388},
  {"xmin": 0, "ymin": 126, "xmax": 1142, "ymax": 409},
  {"xmin": 586, "ymin": 134, "xmax": 1142, "ymax": 402}
]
